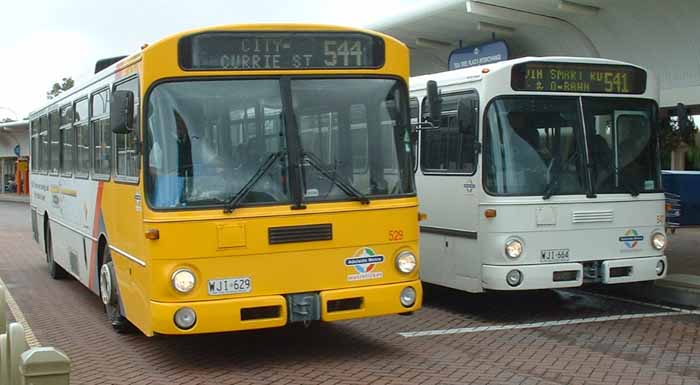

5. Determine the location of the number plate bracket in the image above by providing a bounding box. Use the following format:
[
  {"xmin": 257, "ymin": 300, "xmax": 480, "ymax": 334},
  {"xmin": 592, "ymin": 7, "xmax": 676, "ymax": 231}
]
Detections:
[{"xmin": 287, "ymin": 292, "xmax": 321, "ymax": 323}]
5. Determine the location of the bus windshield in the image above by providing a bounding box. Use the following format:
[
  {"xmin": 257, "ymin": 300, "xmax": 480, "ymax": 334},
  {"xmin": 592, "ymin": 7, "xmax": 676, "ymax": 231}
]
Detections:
[
  {"xmin": 146, "ymin": 77, "xmax": 414, "ymax": 209},
  {"xmin": 583, "ymin": 97, "xmax": 660, "ymax": 194},
  {"xmin": 291, "ymin": 78, "xmax": 414, "ymax": 202},
  {"xmin": 484, "ymin": 96, "xmax": 660, "ymax": 196}
]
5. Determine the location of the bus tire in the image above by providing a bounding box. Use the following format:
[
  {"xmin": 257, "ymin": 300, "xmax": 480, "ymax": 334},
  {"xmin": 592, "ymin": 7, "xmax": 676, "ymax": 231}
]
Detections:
[
  {"xmin": 45, "ymin": 222, "xmax": 67, "ymax": 280},
  {"xmin": 99, "ymin": 245, "xmax": 131, "ymax": 333}
]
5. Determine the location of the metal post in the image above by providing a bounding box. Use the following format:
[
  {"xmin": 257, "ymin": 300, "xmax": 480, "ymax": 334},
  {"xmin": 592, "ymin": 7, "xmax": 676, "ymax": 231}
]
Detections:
[
  {"xmin": 8, "ymin": 323, "xmax": 28, "ymax": 385},
  {"xmin": 0, "ymin": 285, "xmax": 6, "ymax": 334},
  {"xmin": 0, "ymin": 333, "xmax": 8, "ymax": 385},
  {"xmin": 19, "ymin": 348, "xmax": 70, "ymax": 385}
]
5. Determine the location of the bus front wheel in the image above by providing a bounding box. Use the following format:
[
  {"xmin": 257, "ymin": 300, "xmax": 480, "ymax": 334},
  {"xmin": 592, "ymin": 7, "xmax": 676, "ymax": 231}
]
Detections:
[{"xmin": 99, "ymin": 245, "xmax": 131, "ymax": 333}]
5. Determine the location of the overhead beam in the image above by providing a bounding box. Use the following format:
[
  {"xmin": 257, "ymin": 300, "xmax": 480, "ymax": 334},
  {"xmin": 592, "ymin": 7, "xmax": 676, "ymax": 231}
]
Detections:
[
  {"xmin": 558, "ymin": 0, "xmax": 600, "ymax": 16},
  {"xmin": 465, "ymin": 0, "xmax": 600, "ymax": 57},
  {"xmin": 415, "ymin": 37, "xmax": 454, "ymax": 49}
]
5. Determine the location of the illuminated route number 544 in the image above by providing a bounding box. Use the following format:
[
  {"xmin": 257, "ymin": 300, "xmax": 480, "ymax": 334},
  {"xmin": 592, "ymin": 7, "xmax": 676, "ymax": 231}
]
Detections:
[{"xmin": 324, "ymin": 40, "xmax": 364, "ymax": 66}]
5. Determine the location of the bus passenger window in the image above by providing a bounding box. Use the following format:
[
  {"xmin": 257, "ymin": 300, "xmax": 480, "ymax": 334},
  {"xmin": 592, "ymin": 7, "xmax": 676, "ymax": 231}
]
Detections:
[
  {"xmin": 115, "ymin": 78, "xmax": 140, "ymax": 180},
  {"xmin": 91, "ymin": 90, "xmax": 111, "ymax": 178},
  {"xmin": 30, "ymin": 120, "xmax": 38, "ymax": 172},
  {"xmin": 49, "ymin": 110, "xmax": 60, "ymax": 175},
  {"xmin": 74, "ymin": 99, "xmax": 90, "ymax": 177},
  {"xmin": 39, "ymin": 116, "xmax": 49, "ymax": 173},
  {"xmin": 420, "ymin": 92, "xmax": 478, "ymax": 174},
  {"xmin": 60, "ymin": 104, "xmax": 73, "ymax": 176}
]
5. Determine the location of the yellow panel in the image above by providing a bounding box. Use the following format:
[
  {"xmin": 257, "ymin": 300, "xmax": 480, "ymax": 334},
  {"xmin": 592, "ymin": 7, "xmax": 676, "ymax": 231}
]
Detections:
[{"xmin": 217, "ymin": 223, "xmax": 246, "ymax": 249}]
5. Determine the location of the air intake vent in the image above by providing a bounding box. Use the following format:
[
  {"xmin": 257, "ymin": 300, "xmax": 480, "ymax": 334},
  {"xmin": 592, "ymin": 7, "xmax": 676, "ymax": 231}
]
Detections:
[
  {"xmin": 327, "ymin": 297, "xmax": 363, "ymax": 312},
  {"xmin": 268, "ymin": 224, "xmax": 332, "ymax": 244},
  {"xmin": 94, "ymin": 55, "xmax": 127, "ymax": 73},
  {"xmin": 572, "ymin": 210, "xmax": 613, "ymax": 224},
  {"xmin": 241, "ymin": 305, "xmax": 281, "ymax": 321}
]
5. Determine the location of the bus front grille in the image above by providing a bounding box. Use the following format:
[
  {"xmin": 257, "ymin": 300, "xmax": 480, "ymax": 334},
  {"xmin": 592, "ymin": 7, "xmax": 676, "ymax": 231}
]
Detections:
[
  {"xmin": 572, "ymin": 210, "xmax": 614, "ymax": 224},
  {"xmin": 268, "ymin": 224, "xmax": 333, "ymax": 244}
]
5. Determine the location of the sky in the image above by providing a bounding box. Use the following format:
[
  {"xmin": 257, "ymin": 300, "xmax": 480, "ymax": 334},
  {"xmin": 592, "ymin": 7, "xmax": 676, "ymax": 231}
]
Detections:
[{"xmin": 0, "ymin": 0, "xmax": 424, "ymax": 120}]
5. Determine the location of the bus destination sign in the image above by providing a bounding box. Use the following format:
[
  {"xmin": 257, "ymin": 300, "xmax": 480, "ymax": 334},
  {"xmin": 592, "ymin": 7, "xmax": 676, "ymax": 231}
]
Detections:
[
  {"xmin": 179, "ymin": 32, "xmax": 384, "ymax": 70},
  {"xmin": 511, "ymin": 62, "xmax": 646, "ymax": 94}
]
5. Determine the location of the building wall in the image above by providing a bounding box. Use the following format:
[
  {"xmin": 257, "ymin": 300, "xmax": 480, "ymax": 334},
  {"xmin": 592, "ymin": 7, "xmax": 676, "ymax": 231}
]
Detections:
[{"xmin": 0, "ymin": 130, "xmax": 29, "ymax": 158}]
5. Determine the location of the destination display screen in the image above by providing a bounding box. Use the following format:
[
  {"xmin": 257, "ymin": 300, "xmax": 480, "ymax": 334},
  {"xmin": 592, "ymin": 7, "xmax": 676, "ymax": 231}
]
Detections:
[
  {"xmin": 511, "ymin": 62, "xmax": 646, "ymax": 94},
  {"xmin": 179, "ymin": 32, "xmax": 385, "ymax": 70}
]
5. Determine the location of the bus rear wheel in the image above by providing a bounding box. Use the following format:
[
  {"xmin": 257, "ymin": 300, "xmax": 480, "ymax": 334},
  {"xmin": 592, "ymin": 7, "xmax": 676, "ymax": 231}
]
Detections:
[
  {"xmin": 45, "ymin": 223, "xmax": 67, "ymax": 280},
  {"xmin": 99, "ymin": 245, "xmax": 131, "ymax": 333}
]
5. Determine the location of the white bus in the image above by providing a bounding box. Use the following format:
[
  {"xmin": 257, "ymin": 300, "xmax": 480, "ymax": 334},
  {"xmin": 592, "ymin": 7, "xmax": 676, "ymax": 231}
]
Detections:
[{"xmin": 410, "ymin": 57, "xmax": 668, "ymax": 292}]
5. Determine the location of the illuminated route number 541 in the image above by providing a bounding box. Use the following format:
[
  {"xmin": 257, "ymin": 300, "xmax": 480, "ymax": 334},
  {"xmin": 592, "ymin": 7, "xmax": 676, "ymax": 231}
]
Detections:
[{"xmin": 324, "ymin": 40, "xmax": 364, "ymax": 66}]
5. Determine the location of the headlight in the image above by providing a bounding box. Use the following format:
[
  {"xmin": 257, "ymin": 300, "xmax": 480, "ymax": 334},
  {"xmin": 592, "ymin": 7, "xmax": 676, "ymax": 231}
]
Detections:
[
  {"xmin": 400, "ymin": 286, "xmax": 416, "ymax": 307},
  {"xmin": 506, "ymin": 269, "xmax": 523, "ymax": 287},
  {"xmin": 651, "ymin": 233, "xmax": 666, "ymax": 250},
  {"xmin": 656, "ymin": 260, "xmax": 666, "ymax": 276},
  {"xmin": 174, "ymin": 307, "xmax": 197, "ymax": 330},
  {"xmin": 172, "ymin": 268, "xmax": 196, "ymax": 293},
  {"xmin": 505, "ymin": 239, "xmax": 523, "ymax": 259},
  {"xmin": 396, "ymin": 251, "xmax": 417, "ymax": 274}
]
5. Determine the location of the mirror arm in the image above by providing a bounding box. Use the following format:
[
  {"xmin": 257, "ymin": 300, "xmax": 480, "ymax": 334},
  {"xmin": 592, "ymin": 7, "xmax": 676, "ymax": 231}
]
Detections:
[{"xmin": 411, "ymin": 121, "xmax": 438, "ymax": 131}]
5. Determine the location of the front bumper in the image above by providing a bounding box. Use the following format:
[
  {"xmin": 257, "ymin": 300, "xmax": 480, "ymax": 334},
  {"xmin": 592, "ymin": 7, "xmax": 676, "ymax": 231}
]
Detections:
[
  {"xmin": 150, "ymin": 280, "xmax": 422, "ymax": 335},
  {"xmin": 482, "ymin": 255, "xmax": 667, "ymax": 290}
]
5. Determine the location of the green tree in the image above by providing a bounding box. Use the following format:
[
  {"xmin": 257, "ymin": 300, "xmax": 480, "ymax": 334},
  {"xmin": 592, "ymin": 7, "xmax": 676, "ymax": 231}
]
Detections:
[
  {"xmin": 659, "ymin": 114, "xmax": 699, "ymax": 169},
  {"xmin": 46, "ymin": 77, "xmax": 75, "ymax": 99},
  {"xmin": 0, "ymin": 117, "xmax": 14, "ymax": 123}
]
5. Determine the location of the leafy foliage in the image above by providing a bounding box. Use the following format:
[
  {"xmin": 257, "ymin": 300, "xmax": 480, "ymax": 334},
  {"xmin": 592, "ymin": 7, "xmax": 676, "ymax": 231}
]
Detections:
[
  {"xmin": 659, "ymin": 114, "xmax": 699, "ymax": 169},
  {"xmin": 46, "ymin": 77, "xmax": 75, "ymax": 99}
]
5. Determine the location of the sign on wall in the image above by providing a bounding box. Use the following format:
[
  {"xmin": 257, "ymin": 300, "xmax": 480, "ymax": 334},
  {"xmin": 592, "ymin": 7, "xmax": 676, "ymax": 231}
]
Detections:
[{"xmin": 448, "ymin": 40, "xmax": 509, "ymax": 70}]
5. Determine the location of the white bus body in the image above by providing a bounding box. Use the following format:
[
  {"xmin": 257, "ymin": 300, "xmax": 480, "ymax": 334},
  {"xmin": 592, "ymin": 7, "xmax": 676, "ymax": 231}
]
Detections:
[{"xmin": 411, "ymin": 57, "xmax": 667, "ymax": 293}]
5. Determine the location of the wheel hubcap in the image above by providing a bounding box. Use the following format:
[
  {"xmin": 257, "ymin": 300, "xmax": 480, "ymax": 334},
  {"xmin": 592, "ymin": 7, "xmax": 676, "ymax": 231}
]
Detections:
[{"xmin": 100, "ymin": 264, "xmax": 112, "ymax": 305}]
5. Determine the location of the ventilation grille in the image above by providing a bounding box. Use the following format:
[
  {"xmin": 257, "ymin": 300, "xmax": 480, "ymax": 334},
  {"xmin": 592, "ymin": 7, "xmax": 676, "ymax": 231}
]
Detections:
[
  {"xmin": 241, "ymin": 306, "xmax": 281, "ymax": 321},
  {"xmin": 327, "ymin": 297, "xmax": 364, "ymax": 312},
  {"xmin": 268, "ymin": 224, "xmax": 333, "ymax": 244},
  {"xmin": 572, "ymin": 210, "xmax": 614, "ymax": 224}
]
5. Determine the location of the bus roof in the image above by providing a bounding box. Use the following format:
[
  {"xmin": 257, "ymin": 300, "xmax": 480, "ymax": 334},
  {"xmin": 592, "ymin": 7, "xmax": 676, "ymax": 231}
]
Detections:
[{"xmin": 409, "ymin": 56, "xmax": 651, "ymax": 92}]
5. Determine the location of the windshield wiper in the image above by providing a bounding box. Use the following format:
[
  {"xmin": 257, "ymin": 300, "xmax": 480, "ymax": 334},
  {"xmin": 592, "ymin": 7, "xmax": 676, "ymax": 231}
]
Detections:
[
  {"xmin": 223, "ymin": 152, "xmax": 282, "ymax": 214},
  {"xmin": 543, "ymin": 158, "xmax": 562, "ymax": 200},
  {"xmin": 542, "ymin": 178, "xmax": 559, "ymax": 200},
  {"xmin": 302, "ymin": 151, "xmax": 370, "ymax": 205}
]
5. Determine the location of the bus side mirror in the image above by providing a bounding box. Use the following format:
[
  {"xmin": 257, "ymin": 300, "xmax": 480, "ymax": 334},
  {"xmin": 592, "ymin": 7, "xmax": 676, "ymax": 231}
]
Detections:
[
  {"xmin": 111, "ymin": 90, "xmax": 134, "ymax": 134},
  {"xmin": 457, "ymin": 98, "xmax": 475, "ymax": 135},
  {"xmin": 425, "ymin": 80, "xmax": 442, "ymax": 125}
]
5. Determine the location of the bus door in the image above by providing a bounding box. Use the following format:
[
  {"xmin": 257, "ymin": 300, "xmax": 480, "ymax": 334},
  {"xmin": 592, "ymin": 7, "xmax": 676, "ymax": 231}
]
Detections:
[
  {"xmin": 105, "ymin": 77, "xmax": 146, "ymax": 323},
  {"xmin": 418, "ymin": 92, "xmax": 480, "ymax": 288}
]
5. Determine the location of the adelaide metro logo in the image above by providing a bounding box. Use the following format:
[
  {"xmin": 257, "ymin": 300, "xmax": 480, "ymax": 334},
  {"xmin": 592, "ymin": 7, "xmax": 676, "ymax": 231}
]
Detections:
[
  {"xmin": 619, "ymin": 229, "xmax": 644, "ymax": 249},
  {"xmin": 345, "ymin": 247, "xmax": 385, "ymax": 281}
]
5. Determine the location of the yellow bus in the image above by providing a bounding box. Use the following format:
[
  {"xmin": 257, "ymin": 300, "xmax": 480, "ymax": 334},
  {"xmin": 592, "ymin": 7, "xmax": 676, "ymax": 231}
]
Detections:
[{"xmin": 29, "ymin": 24, "xmax": 421, "ymax": 336}]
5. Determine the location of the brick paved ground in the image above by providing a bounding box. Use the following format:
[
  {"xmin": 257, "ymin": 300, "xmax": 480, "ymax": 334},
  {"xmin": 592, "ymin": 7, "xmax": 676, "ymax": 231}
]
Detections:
[
  {"xmin": 0, "ymin": 201, "xmax": 699, "ymax": 385},
  {"xmin": 666, "ymin": 228, "xmax": 700, "ymax": 276}
]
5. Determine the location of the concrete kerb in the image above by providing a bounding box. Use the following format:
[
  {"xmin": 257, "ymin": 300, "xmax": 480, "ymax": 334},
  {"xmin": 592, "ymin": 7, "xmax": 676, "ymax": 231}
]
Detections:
[
  {"xmin": 0, "ymin": 195, "xmax": 28, "ymax": 204},
  {"xmin": 0, "ymin": 283, "xmax": 70, "ymax": 385}
]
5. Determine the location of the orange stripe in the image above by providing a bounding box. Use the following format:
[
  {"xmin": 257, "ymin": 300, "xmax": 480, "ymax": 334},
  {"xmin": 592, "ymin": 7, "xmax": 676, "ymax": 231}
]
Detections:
[{"xmin": 88, "ymin": 182, "xmax": 105, "ymax": 291}]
